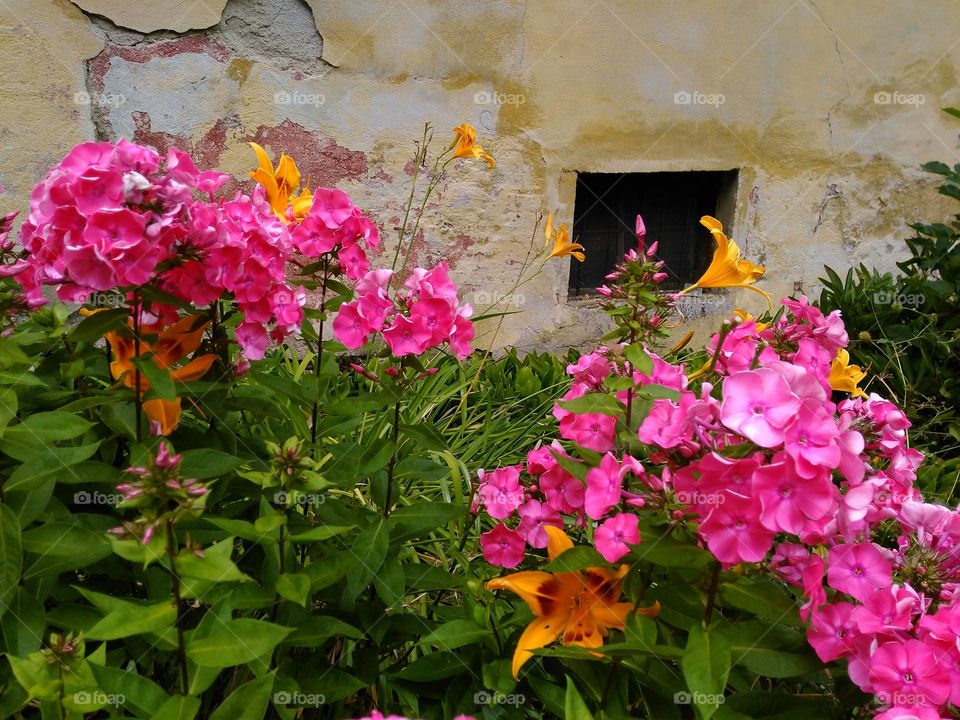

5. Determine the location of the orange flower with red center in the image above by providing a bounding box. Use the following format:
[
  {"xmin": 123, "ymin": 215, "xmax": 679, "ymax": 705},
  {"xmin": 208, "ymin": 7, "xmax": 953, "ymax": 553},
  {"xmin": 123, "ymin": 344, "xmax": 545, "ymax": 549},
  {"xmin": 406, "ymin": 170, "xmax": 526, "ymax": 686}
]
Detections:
[
  {"xmin": 488, "ymin": 526, "xmax": 659, "ymax": 678},
  {"xmin": 106, "ymin": 314, "xmax": 217, "ymax": 435}
]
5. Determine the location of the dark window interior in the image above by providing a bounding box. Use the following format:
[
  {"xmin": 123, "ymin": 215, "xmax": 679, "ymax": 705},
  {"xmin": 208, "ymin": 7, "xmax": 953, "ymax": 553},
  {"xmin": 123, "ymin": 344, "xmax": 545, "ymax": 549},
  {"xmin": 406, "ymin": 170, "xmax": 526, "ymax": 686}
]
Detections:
[{"xmin": 568, "ymin": 171, "xmax": 738, "ymax": 295}]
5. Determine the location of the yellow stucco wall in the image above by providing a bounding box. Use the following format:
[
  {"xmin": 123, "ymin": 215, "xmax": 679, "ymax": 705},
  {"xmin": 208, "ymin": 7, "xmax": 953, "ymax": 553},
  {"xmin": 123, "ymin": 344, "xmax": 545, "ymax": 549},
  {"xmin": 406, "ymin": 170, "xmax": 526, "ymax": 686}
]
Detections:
[{"xmin": 1, "ymin": 0, "xmax": 958, "ymax": 352}]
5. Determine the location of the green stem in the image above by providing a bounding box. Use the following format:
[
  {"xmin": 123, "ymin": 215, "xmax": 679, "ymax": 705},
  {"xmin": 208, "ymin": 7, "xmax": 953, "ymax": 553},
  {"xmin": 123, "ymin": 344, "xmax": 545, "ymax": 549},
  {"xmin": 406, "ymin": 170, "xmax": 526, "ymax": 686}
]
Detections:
[
  {"xmin": 382, "ymin": 400, "xmax": 402, "ymax": 518},
  {"xmin": 58, "ymin": 663, "xmax": 66, "ymax": 720},
  {"xmin": 704, "ymin": 562, "xmax": 721, "ymax": 627},
  {"xmin": 310, "ymin": 263, "xmax": 330, "ymax": 452},
  {"xmin": 132, "ymin": 290, "xmax": 143, "ymax": 442},
  {"xmin": 165, "ymin": 519, "xmax": 190, "ymax": 695},
  {"xmin": 391, "ymin": 124, "xmax": 430, "ymax": 273},
  {"xmin": 395, "ymin": 157, "xmax": 451, "ymax": 286}
]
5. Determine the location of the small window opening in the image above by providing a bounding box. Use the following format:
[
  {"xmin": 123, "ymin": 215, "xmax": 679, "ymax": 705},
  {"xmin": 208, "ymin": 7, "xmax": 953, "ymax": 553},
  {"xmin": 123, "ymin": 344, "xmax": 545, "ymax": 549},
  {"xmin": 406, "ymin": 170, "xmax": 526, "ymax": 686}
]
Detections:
[{"xmin": 568, "ymin": 170, "xmax": 739, "ymax": 296}]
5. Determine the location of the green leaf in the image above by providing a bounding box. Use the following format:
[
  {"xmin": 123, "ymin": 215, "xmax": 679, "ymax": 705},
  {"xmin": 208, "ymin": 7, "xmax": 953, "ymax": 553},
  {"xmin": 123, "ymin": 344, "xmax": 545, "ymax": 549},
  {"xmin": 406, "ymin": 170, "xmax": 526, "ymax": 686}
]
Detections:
[
  {"xmin": 391, "ymin": 651, "xmax": 467, "ymax": 681},
  {"xmin": 400, "ymin": 422, "xmax": 449, "ymax": 451},
  {"xmin": 209, "ymin": 673, "xmax": 275, "ymax": 720},
  {"xmin": 0, "ymin": 505, "xmax": 21, "ymax": 620},
  {"xmin": 205, "ymin": 517, "xmax": 279, "ymax": 544},
  {"xmin": 287, "ymin": 524, "xmax": 353, "ymax": 543},
  {"xmin": 149, "ymin": 695, "xmax": 201, "ymax": 720},
  {"xmin": 301, "ymin": 668, "xmax": 365, "ymax": 703},
  {"xmin": 347, "ymin": 520, "xmax": 389, "ymax": 597},
  {"xmin": 304, "ymin": 551, "xmax": 354, "ymax": 591},
  {"xmin": 283, "ymin": 615, "xmax": 363, "ymax": 647},
  {"xmin": 418, "ymin": 619, "xmax": 490, "ymax": 651},
  {"xmin": 85, "ymin": 599, "xmax": 177, "ymax": 641},
  {"xmin": 131, "ymin": 355, "xmax": 177, "ymax": 400},
  {"xmin": 557, "ymin": 393, "xmax": 625, "ymax": 417},
  {"xmin": 0, "ymin": 388, "xmax": 17, "ymax": 436},
  {"xmin": 174, "ymin": 539, "xmax": 250, "ymax": 583},
  {"xmin": 186, "ymin": 619, "xmax": 292, "ymax": 667},
  {"xmin": 88, "ymin": 664, "xmax": 170, "ymax": 718},
  {"xmin": 69, "ymin": 307, "xmax": 130, "ymax": 342},
  {"xmin": 276, "ymin": 573, "xmax": 310, "ymax": 606},
  {"xmin": 2, "ymin": 411, "xmax": 93, "ymax": 443},
  {"xmin": 373, "ymin": 553, "xmax": 405, "ymax": 607},
  {"xmin": 178, "ymin": 449, "xmax": 243, "ymax": 479},
  {"xmin": 718, "ymin": 578, "xmax": 800, "ymax": 625},
  {"xmin": 564, "ymin": 677, "xmax": 595, "ymax": 720},
  {"xmin": 542, "ymin": 546, "xmax": 607, "ymax": 573},
  {"xmin": 389, "ymin": 502, "xmax": 465, "ymax": 534},
  {"xmin": 0, "ymin": 438, "xmax": 101, "ymax": 465},
  {"xmin": 681, "ymin": 624, "xmax": 730, "ymax": 720},
  {"xmin": 21, "ymin": 522, "xmax": 109, "ymax": 558},
  {"xmin": 631, "ymin": 535, "xmax": 712, "ymax": 569},
  {"xmin": 623, "ymin": 344, "xmax": 654, "ymax": 374}
]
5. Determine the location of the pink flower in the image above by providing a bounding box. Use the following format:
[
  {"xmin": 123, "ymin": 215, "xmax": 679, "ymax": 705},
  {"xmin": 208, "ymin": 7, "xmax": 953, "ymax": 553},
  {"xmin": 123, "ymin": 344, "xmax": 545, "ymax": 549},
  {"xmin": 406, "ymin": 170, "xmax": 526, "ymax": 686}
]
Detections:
[
  {"xmin": 783, "ymin": 399, "xmax": 841, "ymax": 477},
  {"xmin": 753, "ymin": 456, "xmax": 834, "ymax": 534},
  {"xmin": 382, "ymin": 314, "xmax": 432, "ymax": 356},
  {"xmin": 560, "ymin": 411, "xmax": 616, "ymax": 453},
  {"xmin": 410, "ymin": 297, "xmax": 456, "ymax": 346},
  {"xmin": 517, "ymin": 499, "xmax": 562, "ymax": 548},
  {"xmin": 595, "ymin": 513, "xmax": 640, "ymax": 562},
  {"xmin": 720, "ymin": 368, "xmax": 800, "ymax": 447},
  {"xmin": 235, "ymin": 321, "xmax": 270, "ymax": 360},
  {"xmin": 447, "ymin": 311, "xmax": 475, "ymax": 360},
  {"xmin": 584, "ymin": 453, "xmax": 627, "ymax": 520},
  {"xmin": 806, "ymin": 601, "xmax": 858, "ymax": 662},
  {"xmin": 332, "ymin": 301, "xmax": 371, "ymax": 349},
  {"xmin": 477, "ymin": 466, "xmax": 525, "ymax": 519},
  {"xmin": 869, "ymin": 639, "xmax": 951, "ymax": 708},
  {"xmin": 338, "ymin": 242, "xmax": 370, "ymax": 280},
  {"xmin": 637, "ymin": 394, "xmax": 694, "ymax": 448},
  {"xmin": 851, "ymin": 586, "xmax": 916, "ymax": 635},
  {"xmin": 874, "ymin": 706, "xmax": 944, "ymax": 720},
  {"xmin": 827, "ymin": 542, "xmax": 892, "ymax": 602},
  {"xmin": 697, "ymin": 491, "xmax": 774, "ymax": 565},
  {"xmin": 540, "ymin": 463, "xmax": 584, "ymax": 514},
  {"xmin": 480, "ymin": 523, "xmax": 525, "ymax": 568}
]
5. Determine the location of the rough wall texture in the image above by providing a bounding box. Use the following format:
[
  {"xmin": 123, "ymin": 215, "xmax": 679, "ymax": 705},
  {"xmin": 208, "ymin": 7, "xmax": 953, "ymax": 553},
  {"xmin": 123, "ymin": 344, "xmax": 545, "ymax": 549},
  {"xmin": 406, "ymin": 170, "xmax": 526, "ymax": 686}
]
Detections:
[{"xmin": 1, "ymin": 0, "xmax": 958, "ymax": 351}]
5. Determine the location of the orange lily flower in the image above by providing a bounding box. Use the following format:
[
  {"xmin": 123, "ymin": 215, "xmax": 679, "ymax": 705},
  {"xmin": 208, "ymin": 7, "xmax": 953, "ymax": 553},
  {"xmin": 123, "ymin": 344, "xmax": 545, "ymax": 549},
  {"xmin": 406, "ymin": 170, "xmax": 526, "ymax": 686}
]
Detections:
[
  {"xmin": 488, "ymin": 526, "xmax": 659, "ymax": 678},
  {"xmin": 248, "ymin": 142, "xmax": 312, "ymax": 222},
  {"xmin": 449, "ymin": 124, "xmax": 495, "ymax": 168},
  {"xmin": 107, "ymin": 315, "xmax": 217, "ymax": 435},
  {"xmin": 682, "ymin": 217, "xmax": 771, "ymax": 309},
  {"xmin": 829, "ymin": 348, "xmax": 867, "ymax": 397},
  {"xmin": 544, "ymin": 213, "xmax": 585, "ymax": 262}
]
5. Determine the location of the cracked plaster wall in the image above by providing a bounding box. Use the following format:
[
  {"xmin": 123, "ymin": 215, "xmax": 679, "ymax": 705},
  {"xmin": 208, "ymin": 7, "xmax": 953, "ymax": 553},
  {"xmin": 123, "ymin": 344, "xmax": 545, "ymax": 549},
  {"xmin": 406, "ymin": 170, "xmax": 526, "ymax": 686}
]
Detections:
[{"xmin": 1, "ymin": 0, "xmax": 959, "ymax": 352}]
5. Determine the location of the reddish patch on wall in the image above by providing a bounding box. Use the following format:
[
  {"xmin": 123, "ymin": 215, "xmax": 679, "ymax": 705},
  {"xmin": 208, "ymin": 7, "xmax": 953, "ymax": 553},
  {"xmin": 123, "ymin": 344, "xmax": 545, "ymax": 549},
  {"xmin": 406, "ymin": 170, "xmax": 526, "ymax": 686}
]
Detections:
[
  {"xmin": 88, "ymin": 36, "xmax": 231, "ymax": 93},
  {"xmin": 131, "ymin": 113, "xmax": 237, "ymax": 176},
  {"xmin": 246, "ymin": 120, "xmax": 368, "ymax": 188}
]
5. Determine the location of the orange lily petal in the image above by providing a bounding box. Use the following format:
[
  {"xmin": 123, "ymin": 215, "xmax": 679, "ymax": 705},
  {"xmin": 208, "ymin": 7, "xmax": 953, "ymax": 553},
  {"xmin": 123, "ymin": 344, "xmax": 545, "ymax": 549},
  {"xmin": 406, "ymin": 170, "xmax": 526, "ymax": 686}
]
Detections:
[
  {"xmin": 275, "ymin": 153, "xmax": 301, "ymax": 196},
  {"xmin": 152, "ymin": 316, "xmax": 209, "ymax": 368},
  {"xmin": 545, "ymin": 525, "xmax": 573, "ymax": 562},
  {"xmin": 487, "ymin": 570, "xmax": 579, "ymax": 617},
  {"xmin": 170, "ymin": 354, "xmax": 217, "ymax": 384},
  {"xmin": 250, "ymin": 168, "xmax": 285, "ymax": 218},
  {"xmin": 511, "ymin": 614, "xmax": 565, "ymax": 679},
  {"xmin": 682, "ymin": 216, "xmax": 769, "ymax": 308},
  {"xmin": 290, "ymin": 186, "xmax": 314, "ymax": 220},
  {"xmin": 248, "ymin": 142, "xmax": 274, "ymax": 177},
  {"xmin": 829, "ymin": 349, "xmax": 867, "ymax": 397},
  {"xmin": 143, "ymin": 397, "xmax": 181, "ymax": 436}
]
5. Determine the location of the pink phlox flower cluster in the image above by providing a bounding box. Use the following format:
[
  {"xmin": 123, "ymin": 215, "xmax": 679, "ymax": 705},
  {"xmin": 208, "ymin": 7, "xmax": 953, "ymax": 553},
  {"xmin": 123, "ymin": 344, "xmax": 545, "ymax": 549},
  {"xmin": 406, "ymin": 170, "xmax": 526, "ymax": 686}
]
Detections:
[
  {"xmin": 14, "ymin": 140, "xmax": 382, "ymax": 360},
  {"xmin": 333, "ymin": 263, "xmax": 474, "ymax": 359}
]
